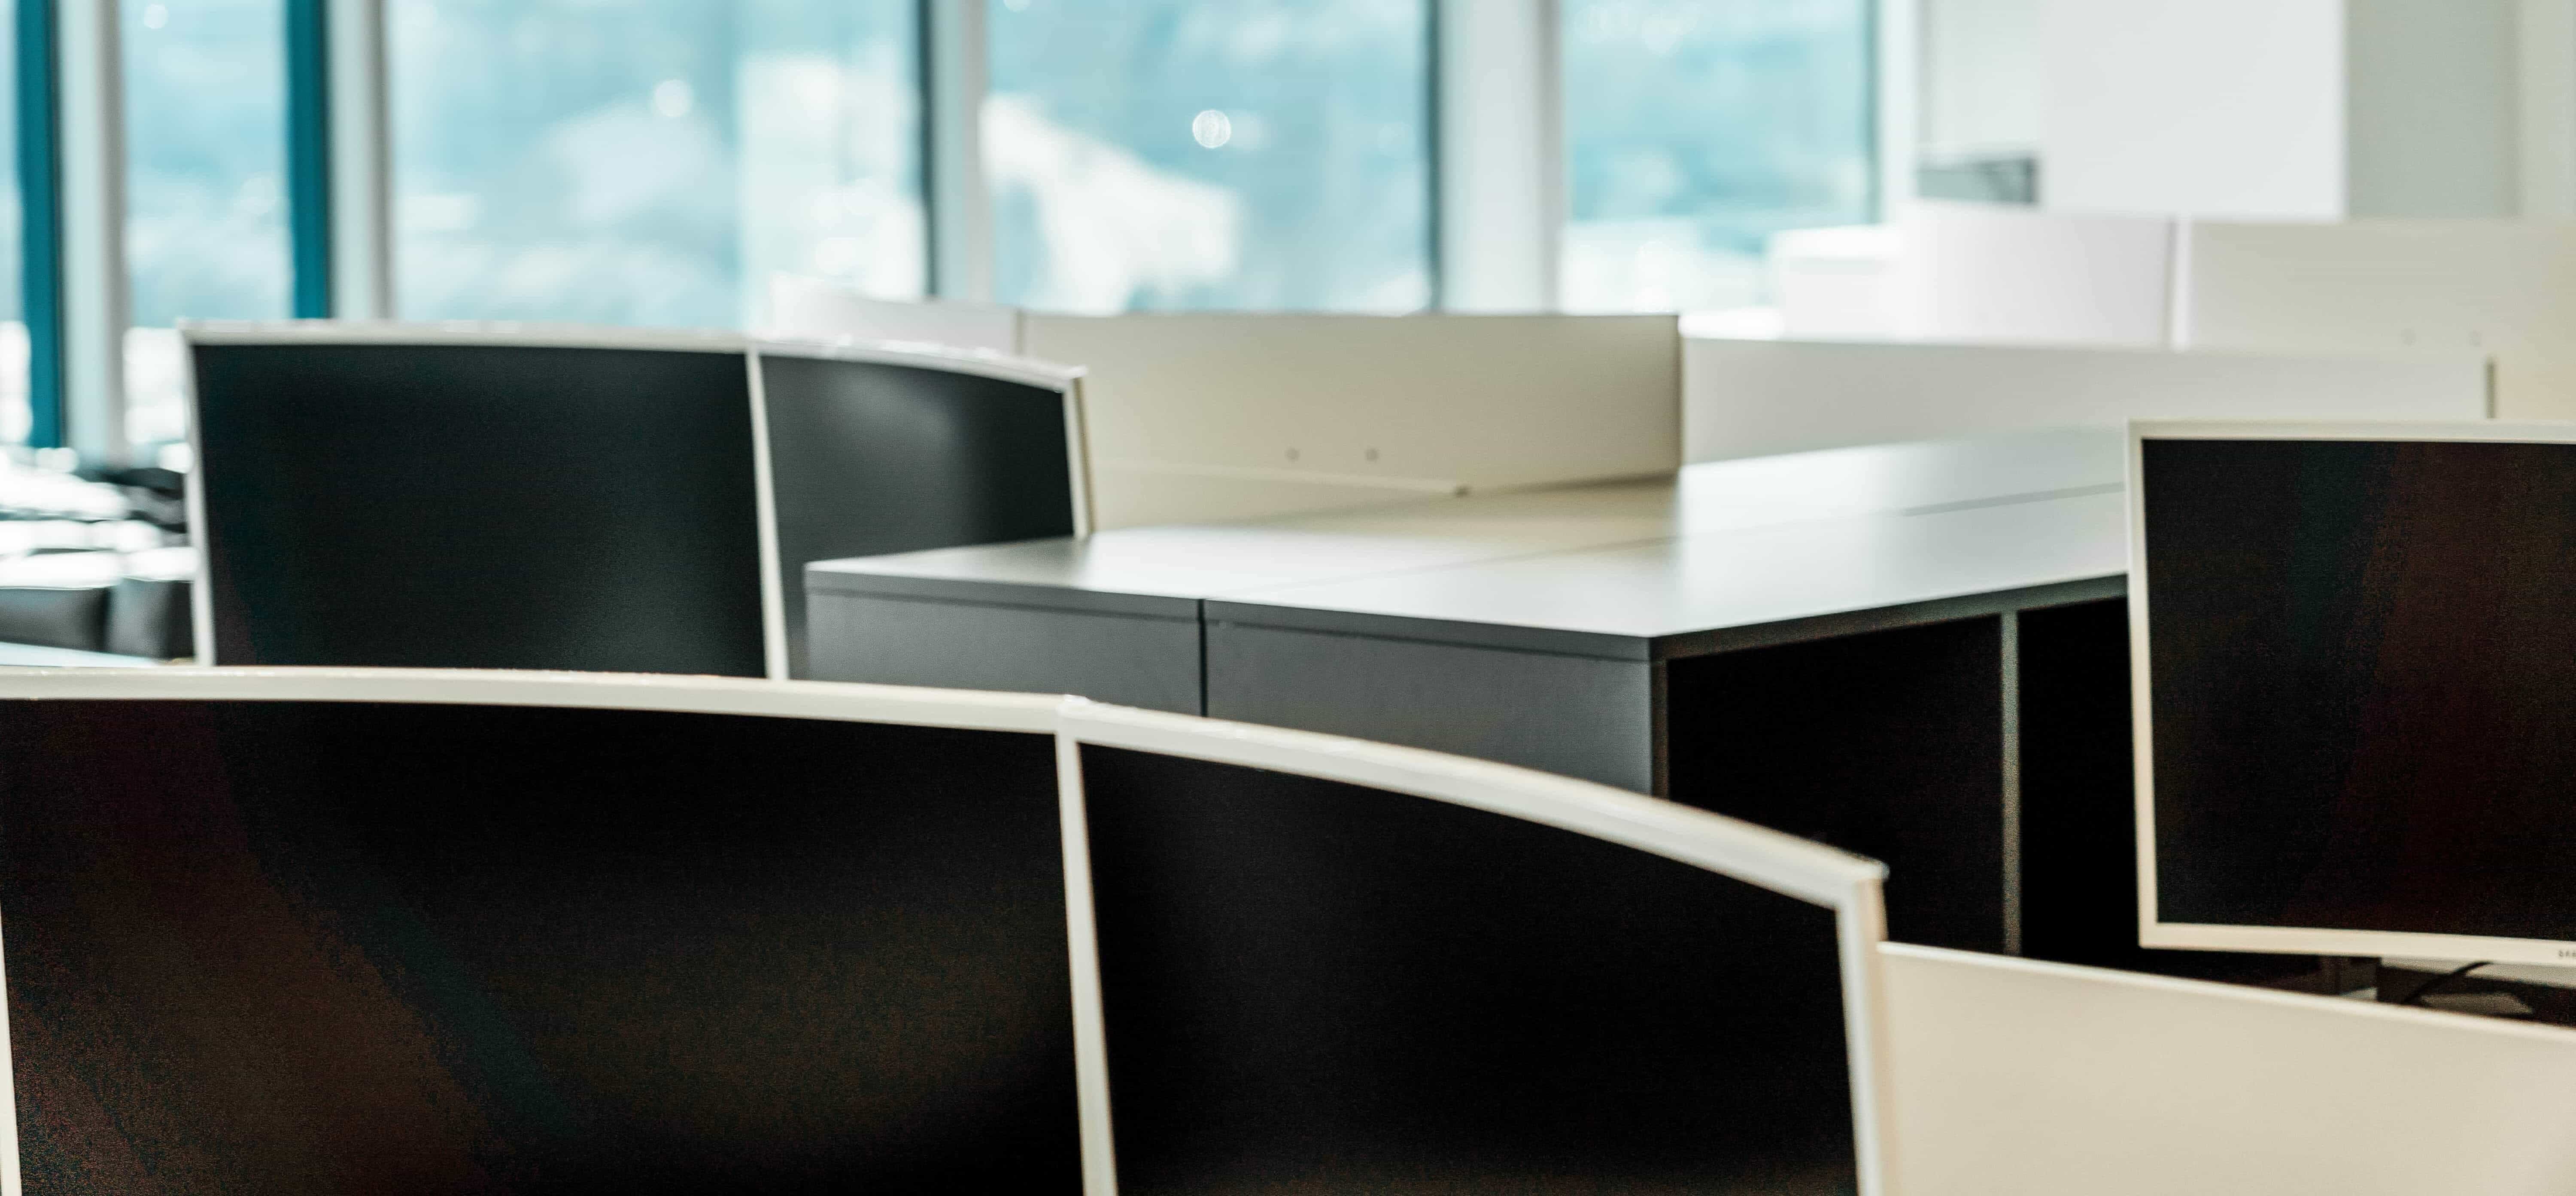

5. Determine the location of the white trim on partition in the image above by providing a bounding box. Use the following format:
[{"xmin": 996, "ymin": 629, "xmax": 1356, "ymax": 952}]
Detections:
[
  {"xmin": 177, "ymin": 319, "xmax": 750, "ymax": 353},
  {"xmin": 2133, "ymin": 418, "xmax": 2576, "ymax": 444},
  {"xmin": 750, "ymin": 335, "xmax": 1084, "ymax": 391},
  {"xmin": 1062, "ymin": 376, "xmax": 1096, "ymax": 536},
  {"xmin": 1838, "ymin": 896, "xmax": 1895, "ymax": 1196},
  {"xmin": 1053, "ymin": 735, "xmax": 1121, "ymax": 1196},
  {"xmin": 925, "ymin": 0, "xmax": 992, "ymax": 302},
  {"xmin": 58, "ymin": 0, "xmax": 128, "ymax": 464},
  {"xmin": 1436, "ymin": 0, "xmax": 1560, "ymax": 311},
  {"xmin": 182, "ymin": 337, "xmax": 215, "ymax": 663},
  {"xmin": 745, "ymin": 352, "xmax": 790, "ymax": 680},
  {"xmin": 1055, "ymin": 700, "xmax": 1886, "ymax": 912},
  {"xmin": 2127, "ymin": 418, "xmax": 2576, "ymax": 965},
  {"xmin": 0, "ymin": 666, "xmax": 1064, "ymax": 733},
  {"xmin": 327, "ymin": 0, "xmax": 393, "ymax": 319}
]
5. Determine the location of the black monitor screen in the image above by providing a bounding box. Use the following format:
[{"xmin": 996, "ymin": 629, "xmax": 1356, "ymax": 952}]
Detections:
[
  {"xmin": 2144, "ymin": 437, "xmax": 2576, "ymax": 943},
  {"xmin": 0, "ymin": 699, "xmax": 1078, "ymax": 1193},
  {"xmin": 760, "ymin": 354, "xmax": 1076, "ymax": 678},
  {"xmin": 195, "ymin": 342, "xmax": 768, "ymax": 676},
  {"xmin": 1078, "ymin": 746, "xmax": 1859, "ymax": 1195}
]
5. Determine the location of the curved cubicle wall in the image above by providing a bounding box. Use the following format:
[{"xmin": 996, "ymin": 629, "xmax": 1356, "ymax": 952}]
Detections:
[
  {"xmin": 755, "ymin": 341, "xmax": 1089, "ymax": 677},
  {"xmin": 0, "ymin": 668, "xmax": 1892, "ymax": 1195},
  {"xmin": 185, "ymin": 324, "xmax": 1088, "ymax": 680}
]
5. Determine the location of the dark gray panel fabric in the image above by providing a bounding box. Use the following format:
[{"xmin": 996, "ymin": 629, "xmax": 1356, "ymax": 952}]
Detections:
[
  {"xmin": 0, "ymin": 700, "xmax": 1079, "ymax": 1193},
  {"xmin": 1080, "ymin": 747, "xmax": 1858, "ymax": 1196},
  {"xmin": 0, "ymin": 584, "xmax": 110, "ymax": 652},
  {"xmin": 808, "ymin": 591, "xmax": 1200, "ymax": 714},
  {"xmin": 1205, "ymin": 621, "xmax": 1656, "ymax": 791},
  {"xmin": 760, "ymin": 356, "xmax": 1076, "ymax": 678},
  {"xmin": 193, "ymin": 342, "xmax": 766, "ymax": 676}
]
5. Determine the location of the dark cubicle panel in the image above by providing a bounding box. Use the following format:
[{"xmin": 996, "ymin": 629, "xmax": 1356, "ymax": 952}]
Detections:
[
  {"xmin": 191, "ymin": 335, "xmax": 769, "ymax": 676},
  {"xmin": 756, "ymin": 346, "xmax": 1085, "ymax": 678},
  {"xmin": 1665, "ymin": 616, "xmax": 2007, "ymax": 954},
  {"xmin": 0, "ymin": 698, "xmax": 1079, "ymax": 1193},
  {"xmin": 1075, "ymin": 745, "xmax": 1863, "ymax": 1195}
]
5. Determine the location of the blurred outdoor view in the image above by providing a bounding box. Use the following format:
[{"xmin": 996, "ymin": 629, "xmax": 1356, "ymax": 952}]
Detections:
[
  {"xmin": 1561, "ymin": 0, "xmax": 1874, "ymax": 313},
  {"xmin": 986, "ymin": 0, "xmax": 1432, "ymax": 313},
  {"xmin": 91, "ymin": 0, "xmax": 1874, "ymax": 450}
]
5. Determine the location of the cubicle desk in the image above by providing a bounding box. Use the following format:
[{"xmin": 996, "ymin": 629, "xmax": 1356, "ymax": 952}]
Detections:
[{"xmin": 809, "ymin": 429, "xmax": 2143, "ymax": 959}]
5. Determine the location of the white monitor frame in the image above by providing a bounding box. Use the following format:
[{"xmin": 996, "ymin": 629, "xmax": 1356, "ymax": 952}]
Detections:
[
  {"xmin": 180, "ymin": 323, "xmax": 1096, "ymax": 682},
  {"xmin": 2131, "ymin": 419, "xmax": 2576, "ymax": 966}
]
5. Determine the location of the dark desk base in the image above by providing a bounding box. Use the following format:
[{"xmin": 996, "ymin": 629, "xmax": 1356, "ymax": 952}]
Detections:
[{"xmin": 813, "ymin": 581, "xmax": 2208, "ymax": 973}]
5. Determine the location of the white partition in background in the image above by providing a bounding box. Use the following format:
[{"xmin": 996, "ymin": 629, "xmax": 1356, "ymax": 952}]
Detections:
[
  {"xmin": 767, "ymin": 274, "xmax": 1024, "ymax": 355},
  {"xmin": 1022, "ymin": 313, "xmax": 1682, "ymax": 529},
  {"xmin": 1770, "ymin": 225, "xmax": 1902, "ymax": 340},
  {"xmin": 1894, "ymin": 201, "xmax": 2173, "ymax": 346},
  {"xmin": 1882, "ymin": 944, "xmax": 2576, "ymax": 1195},
  {"xmin": 1683, "ymin": 337, "xmax": 2489, "ymax": 462},
  {"xmin": 2179, "ymin": 219, "xmax": 2576, "ymax": 420},
  {"xmin": 1767, "ymin": 205, "xmax": 2173, "ymax": 348}
]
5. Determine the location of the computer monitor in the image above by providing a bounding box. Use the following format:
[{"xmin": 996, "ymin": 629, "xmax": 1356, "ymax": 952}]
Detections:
[
  {"xmin": 0, "ymin": 670, "xmax": 1079, "ymax": 1192},
  {"xmin": 2134, "ymin": 422, "xmax": 2576, "ymax": 965},
  {"xmin": 1058, "ymin": 703, "xmax": 1893, "ymax": 1195},
  {"xmin": 189, "ymin": 325, "xmax": 772, "ymax": 676},
  {"xmin": 754, "ymin": 342, "xmax": 1089, "ymax": 678}
]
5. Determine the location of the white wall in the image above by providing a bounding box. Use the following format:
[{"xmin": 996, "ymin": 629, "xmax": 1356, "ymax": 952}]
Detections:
[
  {"xmin": 2347, "ymin": 0, "xmax": 2521, "ymax": 217},
  {"xmin": 1920, "ymin": 0, "xmax": 2041, "ymax": 161},
  {"xmin": 2040, "ymin": 0, "xmax": 2346, "ymax": 218}
]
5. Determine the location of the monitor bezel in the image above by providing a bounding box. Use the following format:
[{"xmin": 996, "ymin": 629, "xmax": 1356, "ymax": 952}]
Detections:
[{"xmin": 2130, "ymin": 418, "xmax": 2576, "ymax": 967}]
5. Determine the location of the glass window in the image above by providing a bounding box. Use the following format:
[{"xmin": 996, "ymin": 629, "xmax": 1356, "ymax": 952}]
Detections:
[
  {"xmin": 1561, "ymin": 0, "xmax": 1875, "ymax": 312},
  {"xmin": 985, "ymin": 0, "xmax": 1432, "ymax": 313},
  {"xmin": 0, "ymin": 8, "xmax": 23, "ymax": 445},
  {"xmin": 390, "ymin": 0, "xmax": 923, "ymax": 329},
  {"xmin": 123, "ymin": 0, "xmax": 291, "ymax": 450}
]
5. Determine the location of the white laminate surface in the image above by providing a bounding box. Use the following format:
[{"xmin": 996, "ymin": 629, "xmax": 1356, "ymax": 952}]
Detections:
[
  {"xmin": 1219, "ymin": 487, "xmax": 2130, "ymax": 644},
  {"xmin": 811, "ymin": 428, "xmax": 2128, "ymax": 614}
]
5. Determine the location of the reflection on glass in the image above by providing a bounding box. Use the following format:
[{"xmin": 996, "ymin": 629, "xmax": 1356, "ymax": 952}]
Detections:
[
  {"xmin": 1561, "ymin": 0, "xmax": 1874, "ymax": 313},
  {"xmin": 391, "ymin": 0, "xmax": 922, "ymax": 328},
  {"xmin": 124, "ymin": 0, "xmax": 289, "ymax": 450},
  {"xmin": 986, "ymin": 0, "xmax": 1431, "ymax": 313}
]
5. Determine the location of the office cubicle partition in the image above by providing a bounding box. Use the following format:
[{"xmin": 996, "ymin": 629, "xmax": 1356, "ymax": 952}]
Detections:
[
  {"xmin": 755, "ymin": 342, "xmax": 1089, "ymax": 677},
  {"xmin": 1880, "ymin": 944, "xmax": 2576, "ymax": 1195},
  {"xmin": 2180, "ymin": 219, "xmax": 2576, "ymax": 420},
  {"xmin": 188, "ymin": 324, "xmax": 1089, "ymax": 679},
  {"xmin": 1020, "ymin": 312, "xmax": 1683, "ymax": 529},
  {"xmin": 189, "ymin": 325, "xmax": 773, "ymax": 677},
  {"xmin": 1892, "ymin": 201, "xmax": 2175, "ymax": 347},
  {"xmin": 1056, "ymin": 702, "xmax": 1896, "ymax": 1196},
  {"xmin": 1683, "ymin": 337, "xmax": 2489, "ymax": 462},
  {"xmin": 0, "ymin": 669, "xmax": 1895, "ymax": 1195},
  {"xmin": 0, "ymin": 669, "xmax": 1079, "ymax": 1193}
]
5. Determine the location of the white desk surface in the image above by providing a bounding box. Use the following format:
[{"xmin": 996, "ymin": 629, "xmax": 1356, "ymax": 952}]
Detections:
[{"xmin": 808, "ymin": 426, "xmax": 2127, "ymax": 627}]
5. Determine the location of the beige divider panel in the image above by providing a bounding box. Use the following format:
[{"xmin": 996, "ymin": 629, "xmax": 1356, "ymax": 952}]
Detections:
[
  {"xmin": 1895, "ymin": 201, "xmax": 2175, "ymax": 347},
  {"xmin": 1882, "ymin": 944, "xmax": 2576, "ymax": 1196},
  {"xmin": 1685, "ymin": 337, "xmax": 2488, "ymax": 462},
  {"xmin": 1024, "ymin": 313, "xmax": 1680, "ymax": 529},
  {"xmin": 2181, "ymin": 219, "xmax": 2576, "ymax": 420}
]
